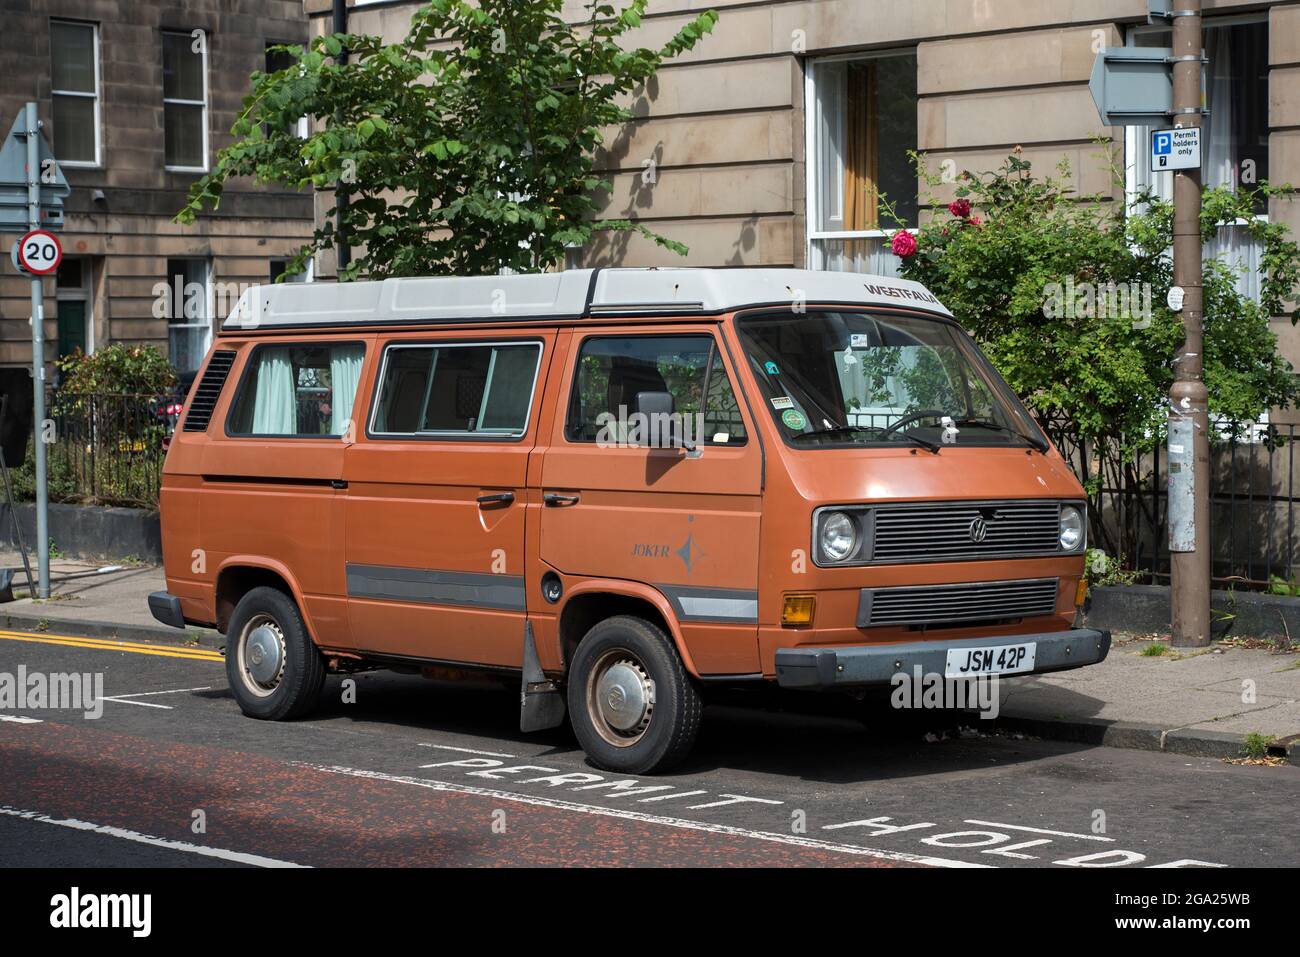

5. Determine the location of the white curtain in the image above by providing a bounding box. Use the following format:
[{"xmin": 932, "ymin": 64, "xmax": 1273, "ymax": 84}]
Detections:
[
  {"xmin": 251, "ymin": 351, "xmax": 295, "ymax": 434},
  {"xmin": 1204, "ymin": 27, "xmax": 1235, "ymax": 189},
  {"xmin": 330, "ymin": 346, "xmax": 363, "ymax": 436}
]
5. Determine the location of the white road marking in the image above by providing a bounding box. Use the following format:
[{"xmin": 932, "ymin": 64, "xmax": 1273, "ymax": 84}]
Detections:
[
  {"xmin": 418, "ymin": 743, "xmax": 516, "ymax": 759},
  {"xmin": 0, "ymin": 715, "xmax": 42, "ymax": 724},
  {"xmin": 99, "ymin": 697, "xmax": 173, "ymax": 710},
  {"xmin": 303, "ymin": 763, "xmax": 990, "ymax": 868},
  {"xmin": 964, "ymin": 819, "xmax": 1115, "ymax": 842},
  {"xmin": 107, "ymin": 686, "xmax": 213, "ymax": 698},
  {"xmin": 0, "ymin": 805, "xmax": 308, "ymax": 868}
]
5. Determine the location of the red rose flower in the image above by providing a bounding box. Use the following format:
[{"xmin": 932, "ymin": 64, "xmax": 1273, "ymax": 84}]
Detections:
[
  {"xmin": 948, "ymin": 199, "xmax": 972, "ymax": 219},
  {"xmin": 890, "ymin": 231, "xmax": 918, "ymax": 258}
]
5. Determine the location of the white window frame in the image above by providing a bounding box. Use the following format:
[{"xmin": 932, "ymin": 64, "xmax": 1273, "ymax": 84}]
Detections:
[
  {"xmin": 162, "ymin": 29, "xmax": 210, "ymax": 173},
  {"xmin": 166, "ymin": 257, "xmax": 214, "ymax": 363},
  {"xmin": 803, "ymin": 49, "xmax": 918, "ymax": 275},
  {"xmin": 1123, "ymin": 14, "xmax": 1269, "ymax": 305},
  {"xmin": 50, "ymin": 19, "xmax": 102, "ymax": 168}
]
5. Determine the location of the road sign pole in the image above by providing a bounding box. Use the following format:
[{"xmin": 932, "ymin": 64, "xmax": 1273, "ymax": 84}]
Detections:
[
  {"xmin": 24, "ymin": 101, "xmax": 49, "ymax": 599},
  {"xmin": 1168, "ymin": 4, "xmax": 1209, "ymax": 646}
]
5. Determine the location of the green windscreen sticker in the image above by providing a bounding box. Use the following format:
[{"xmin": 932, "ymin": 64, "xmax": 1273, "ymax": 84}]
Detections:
[{"xmin": 781, "ymin": 408, "xmax": 806, "ymax": 430}]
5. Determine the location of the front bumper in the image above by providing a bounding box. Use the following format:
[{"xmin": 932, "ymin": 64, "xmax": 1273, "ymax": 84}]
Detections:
[
  {"xmin": 774, "ymin": 628, "xmax": 1110, "ymax": 690},
  {"xmin": 147, "ymin": 591, "xmax": 186, "ymax": 629}
]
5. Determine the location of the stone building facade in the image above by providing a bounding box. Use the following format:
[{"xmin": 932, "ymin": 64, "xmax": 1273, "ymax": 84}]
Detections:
[{"xmin": 0, "ymin": 0, "xmax": 314, "ymax": 375}]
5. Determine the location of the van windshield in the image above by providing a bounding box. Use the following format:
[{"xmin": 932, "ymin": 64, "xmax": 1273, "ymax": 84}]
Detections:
[{"xmin": 735, "ymin": 310, "xmax": 1046, "ymax": 450}]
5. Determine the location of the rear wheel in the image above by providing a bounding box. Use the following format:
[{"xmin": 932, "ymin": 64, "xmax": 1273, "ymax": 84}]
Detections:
[
  {"xmin": 567, "ymin": 615, "xmax": 702, "ymax": 774},
  {"xmin": 226, "ymin": 586, "xmax": 325, "ymax": 721}
]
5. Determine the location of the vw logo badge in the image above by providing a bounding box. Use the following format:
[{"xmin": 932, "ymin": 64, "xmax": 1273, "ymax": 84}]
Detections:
[{"xmin": 968, "ymin": 517, "xmax": 988, "ymax": 543}]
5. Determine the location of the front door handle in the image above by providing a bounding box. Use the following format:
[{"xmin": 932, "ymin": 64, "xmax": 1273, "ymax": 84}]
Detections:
[
  {"xmin": 543, "ymin": 492, "xmax": 580, "ymax": 508},
  {"xmin": 477, "ymin": 492, "xmax": 516, "ymax": 508}
]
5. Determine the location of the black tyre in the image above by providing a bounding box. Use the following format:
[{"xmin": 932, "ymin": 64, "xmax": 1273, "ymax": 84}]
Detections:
[
  {"xmin": 567, "ymin": 615, "xmax": 703, "ymax": 774},
  {"xmin": 226, "ymin": 586, "xmax": 326, "ymax": 721}
]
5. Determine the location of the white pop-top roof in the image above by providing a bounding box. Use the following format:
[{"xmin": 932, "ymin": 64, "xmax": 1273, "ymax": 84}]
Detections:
[{"xmin": 222, "ymin": 267, "xmax": 951, "ymax": 332}]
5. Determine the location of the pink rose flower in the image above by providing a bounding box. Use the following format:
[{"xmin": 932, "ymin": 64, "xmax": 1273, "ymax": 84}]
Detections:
[
  {"xmin": 968, "ymin": 215, "xmax": 983, "ymax": 227},
  {"xmin": 948, "ymin": 199, "xmax": 972, "ymax": 219},
  {"xmin": 891, "ymin": 231, "xmax": 918, "ymax": 258}
]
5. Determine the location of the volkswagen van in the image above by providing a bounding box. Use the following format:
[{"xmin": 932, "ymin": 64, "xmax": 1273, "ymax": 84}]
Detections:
[{"xmin": 149, "ymin": 268, "xmax": 1109, "ymax": 774}]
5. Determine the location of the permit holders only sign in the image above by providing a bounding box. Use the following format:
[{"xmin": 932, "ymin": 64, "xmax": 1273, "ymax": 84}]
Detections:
[{"xmin": 1150, "ymin": 127, "xmax": 1201, "ymax": 172}]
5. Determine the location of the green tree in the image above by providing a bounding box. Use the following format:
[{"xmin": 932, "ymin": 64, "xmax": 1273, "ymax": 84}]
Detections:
[
  {"xmin": 886, "ymin": 151, "xmax": 1300, "ymax": 563},
  {"xmin": 176, "ymin": 1, "xmax": 717, "ymax": 279}
]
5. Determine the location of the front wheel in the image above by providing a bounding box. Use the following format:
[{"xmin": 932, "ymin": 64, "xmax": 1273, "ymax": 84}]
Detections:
[
  {"xmin": 567, "ymin": 615, "xmax": 703, "ymax": 774},
  {"xmin": 226, "ymin": 586, "xmax": 326, "ymax": 721}
]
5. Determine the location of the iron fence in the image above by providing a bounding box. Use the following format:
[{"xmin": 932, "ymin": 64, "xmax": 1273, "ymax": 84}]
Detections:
[
  {"xmin": 1059, "ymin": 423, "xmax": 1300, "ymax": 589},
  {"xmin": 38, "ymin": 391, "xmax": 172, "ymax": 508}
]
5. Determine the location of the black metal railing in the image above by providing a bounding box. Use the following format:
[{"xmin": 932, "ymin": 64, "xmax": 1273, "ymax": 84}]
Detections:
[
  {"xmin": 1058, "ymin": 423, "xmax": 1300, "ymax": 589},
  {"xmin": 36, "ymin": 391, "xmax": 173, "ymax": 508}
]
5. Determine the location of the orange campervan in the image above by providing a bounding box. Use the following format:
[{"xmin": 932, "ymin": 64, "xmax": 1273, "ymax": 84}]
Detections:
[{"xmin": 149, "ymin": 268, "xmax": 1108, "ymax": 773}]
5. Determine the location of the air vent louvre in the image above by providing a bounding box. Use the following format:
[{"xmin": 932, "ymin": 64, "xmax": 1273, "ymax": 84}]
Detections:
[{"xmin": 182, "ymin": 350, "xmax": 237, "ymax": 433}]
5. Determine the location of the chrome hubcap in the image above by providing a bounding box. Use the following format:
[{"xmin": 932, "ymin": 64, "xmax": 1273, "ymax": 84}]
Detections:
[
  {"xmin": 239, "ymin": 616, "xmax": 285, "ymax": 696},
  {"xmin": 588, "ymin": 652, "xmax": 654, "ymax": 746}
]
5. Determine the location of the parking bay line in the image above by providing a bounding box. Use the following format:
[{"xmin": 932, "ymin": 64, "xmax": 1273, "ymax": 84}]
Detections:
[
  {"xmin": 964, "ymin": 819, "xmax": 1114, "ymax": 842},
  {"xmin": 304, "ymin": 763, "xmax": 991, "ymax": 868},
  {"xmin": 0, "ymin": 805, "xmax": 308, "ymax": 868}
]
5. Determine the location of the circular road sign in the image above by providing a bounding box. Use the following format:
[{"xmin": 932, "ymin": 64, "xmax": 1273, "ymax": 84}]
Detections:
[{"xmin": 16, "ymin": 229, "xmax": 62, "ymax": 275}]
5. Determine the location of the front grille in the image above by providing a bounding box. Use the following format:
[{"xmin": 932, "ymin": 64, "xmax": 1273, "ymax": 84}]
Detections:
[
  {"xmin": 869, "ymin": 500, "xmax": 1064, "ymax": 563},
  {"xmin": 857, "ymin": 578, "xmax": 1059, "ymax": 628}
]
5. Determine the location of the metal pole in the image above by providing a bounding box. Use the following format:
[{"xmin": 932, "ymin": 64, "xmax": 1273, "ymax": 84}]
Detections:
[
  {"xmin": 24, "ymin": 101, "xmax": 50, "ymax": 598},
  {"xmin": 1168, "ymin": 5, "xmax": 1208, "ymax": 646},
  {"xmin": 332, "ymin": 0, "xmax": 351, "ymax": 275}
]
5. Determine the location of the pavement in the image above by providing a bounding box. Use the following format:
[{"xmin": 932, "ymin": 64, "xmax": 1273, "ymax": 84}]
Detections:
[{"xmin": 0, "ymin": 550, "xmax": 1296, "ymax": 764}]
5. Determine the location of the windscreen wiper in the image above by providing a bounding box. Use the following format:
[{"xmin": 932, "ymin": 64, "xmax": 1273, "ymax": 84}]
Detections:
[{"xmin": 954, "ymin": 418, "xmax": 1048, "ymax": 453}]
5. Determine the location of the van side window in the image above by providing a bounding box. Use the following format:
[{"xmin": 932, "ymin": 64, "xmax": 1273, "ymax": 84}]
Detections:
[
  {"xmin": 228, "ymin": 342, "xmax": 364, "ymax": 437},
  {"xmin": 371, "ymin": 341, "xmax": 542, "ymax": 438},
  {"xmin": 566, "ymin": 335, "xmax": 747, "ymax": 445}
]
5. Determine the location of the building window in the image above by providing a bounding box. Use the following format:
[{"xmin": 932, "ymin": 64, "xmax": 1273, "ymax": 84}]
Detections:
[
  {"xmin": 265, "ymin": 44, "xmax": 310, "ymax": 139},
  {"xmin": 162, "ymin": 30, "xmax": 208, "ymax": 170},
  {"xmin": 806, "ymin": 51, "xmax": 918, "ymax": 277},
  {"xmin": 270, "ymin": 257, "xmax": 313, "ymax": 283},
  {"xmin": 50, "ymin": 20, "xmax": 101, "ymax": 165},
  {"xmin": 164, "ymin": 258, "xmax": 211, "ymax": 374},
  {"xmin": 1126, "ymin": 16, "xmax": 1269, "ymax": 300}
]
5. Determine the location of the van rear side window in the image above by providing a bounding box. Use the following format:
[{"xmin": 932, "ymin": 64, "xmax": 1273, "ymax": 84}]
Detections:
[
  {"xmin": 227, "ymin": 342, "xmax": 364, "ymax": 437},
  {"xmin": 370, "ymin": 341, "xmax": 542, "ymax": 439}
]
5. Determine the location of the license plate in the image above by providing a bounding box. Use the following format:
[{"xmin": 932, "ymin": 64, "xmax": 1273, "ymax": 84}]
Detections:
[{"xmin": 945, "ymin": 642, "xmax": 1036, "ymax": 678}]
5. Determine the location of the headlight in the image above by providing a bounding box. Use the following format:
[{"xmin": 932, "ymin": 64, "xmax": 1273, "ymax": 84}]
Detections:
[
  {"xmin": 1059, "ymin": 505, "xmax": 1085, "ymax": 551},
  {"xmin": 820, "ymin": 511, "xmax": 858, "ymax": 563}
]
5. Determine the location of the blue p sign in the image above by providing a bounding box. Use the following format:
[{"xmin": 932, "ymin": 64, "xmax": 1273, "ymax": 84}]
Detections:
[{"xmin": 1153, "ymin": 132, "xmax": 1172, "ymax": 155}]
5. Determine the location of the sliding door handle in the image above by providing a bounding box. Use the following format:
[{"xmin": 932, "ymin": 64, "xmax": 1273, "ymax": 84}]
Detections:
[
  {"xmin": 477, "ymin": 492, "xmax": 516, "ymax": 508},
  {"xmin": 543, "ymin": 492, "xmax": 580, "ymax": 508}
]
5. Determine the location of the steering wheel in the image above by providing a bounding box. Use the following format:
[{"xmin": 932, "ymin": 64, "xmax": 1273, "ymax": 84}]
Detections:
[{"xmin": 879, "ymin": 409, "xmax": 946, "ymax": 438}]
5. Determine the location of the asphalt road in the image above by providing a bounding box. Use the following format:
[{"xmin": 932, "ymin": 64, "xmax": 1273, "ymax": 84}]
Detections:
[{"xmin": 1, "ymin": 627, "xmax": 1296, "ymax": 869}]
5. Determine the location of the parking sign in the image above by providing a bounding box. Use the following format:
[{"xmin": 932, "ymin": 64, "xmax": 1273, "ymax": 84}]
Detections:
[{"xmin": 1150, "ymin": 127, "xmax": 1201, "ymax": 172}]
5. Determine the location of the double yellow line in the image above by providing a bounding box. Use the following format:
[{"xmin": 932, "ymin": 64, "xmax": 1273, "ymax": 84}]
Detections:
[{"xmin": 0, "ymin": 629, "xmax": 223, "ymax": 662}]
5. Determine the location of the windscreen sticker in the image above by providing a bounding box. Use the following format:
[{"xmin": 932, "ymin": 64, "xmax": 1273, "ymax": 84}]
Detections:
[
  {"xmin": 781, "ymin": 408, "xmax": 807, "ymax": 430},
  {"xmin": 850, "ymin": 334, "xmax": 870, "ymax": 348},
  {"xmin": 770, "ymin": 396, "xmax": 794, "ymax": 410},
  {"xmin": 764, "ymin": 361, "xmax": 780, "ymax": 375}
]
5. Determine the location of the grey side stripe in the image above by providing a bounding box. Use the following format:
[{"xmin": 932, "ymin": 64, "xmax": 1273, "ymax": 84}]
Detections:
[
  {"xmin": 659, "ymin": 585, "xmax": 759, "ymax": 624},
  {"xmin": 347, "ymin": 564, "xmax": 526, "ymax": 611}
]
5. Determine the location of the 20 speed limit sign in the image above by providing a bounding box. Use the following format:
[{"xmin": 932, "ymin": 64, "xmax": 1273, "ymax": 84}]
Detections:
[{"xmin": 15, "ymin": 229, "xmax": 62, "ymax": 275}]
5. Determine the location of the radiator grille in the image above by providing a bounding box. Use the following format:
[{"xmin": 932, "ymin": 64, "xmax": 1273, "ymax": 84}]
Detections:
[
  {"xmin": 182, "ymin": 350, "xmax": 237, "ymax": 433},
  {"xmin": 857, "ymin": 578, "xmax": 1060, "ymax": 628},
  {"xmin": 870, "ymin": 500, "xmax": 1063, "ymax": 563}
]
